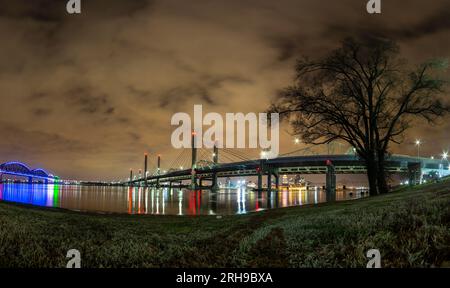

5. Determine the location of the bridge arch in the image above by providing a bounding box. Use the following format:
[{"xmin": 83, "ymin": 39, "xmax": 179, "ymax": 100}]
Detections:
[
  {"xmin": 0, "ymin": 161, "xmax": 32, "ymax": 174},
  {"xmin": 31, "ymin": 168, "xmax": 50, "ymax": 178}
]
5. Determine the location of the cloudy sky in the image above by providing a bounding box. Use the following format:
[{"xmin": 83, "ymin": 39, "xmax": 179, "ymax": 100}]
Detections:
[{"xmin": 0, "ymin": 0, "xmax": 449, "ymax": 180}]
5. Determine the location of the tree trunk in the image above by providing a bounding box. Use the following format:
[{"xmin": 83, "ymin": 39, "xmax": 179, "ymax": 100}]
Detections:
[
  {"xmin": 376, "ymin": 152, "xmax": 389, "ymax": 194},
  {"xmin": 366, "ymin": 156, "xmax": 379, "ymax": 196}
]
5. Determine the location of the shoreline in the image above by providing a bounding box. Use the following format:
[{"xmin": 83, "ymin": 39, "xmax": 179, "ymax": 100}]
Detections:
[{"xmin": 1, "ymin": 179, "xmax": 448, "ymax": 268}]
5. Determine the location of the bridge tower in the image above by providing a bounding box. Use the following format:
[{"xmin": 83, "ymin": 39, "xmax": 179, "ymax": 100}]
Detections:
[
  {"xmin": 156, "ymin": 154, "xmax": 161, "ymax": 188},
  {"xmin": 138, "ymin": 169, "xmax": 142, "ymax": 186},
  {"xmin": 129, "ymin": 169, "xmax": 133, "ymax": 186},
  {"xmin": 190, "ymin": 131, "xmax": 197, "ymax": 190},
  {"xmin": 212, "ymin": 144, "xmax": 219, "ymax": 190},
  {"xmin": 144, "ymin": 152, "xmax": 148, "ymax": 186},
  {"xmin": 325, "ymin": 160, "xmax": 336, "ymax": 201}
]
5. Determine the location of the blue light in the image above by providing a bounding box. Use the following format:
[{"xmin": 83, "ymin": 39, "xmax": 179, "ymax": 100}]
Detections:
[
  {"xmin": 0, "ymin": 161, "xmax": 55, "ymax": 180},
  {"xmin": 0, "ymin": 183, "xmax": 57, "ymax": 207}
]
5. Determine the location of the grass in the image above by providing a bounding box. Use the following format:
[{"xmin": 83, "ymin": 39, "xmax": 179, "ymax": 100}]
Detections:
[{"xmin": 0, "ymin": 180, "xmax": 449, "ymax": 268}]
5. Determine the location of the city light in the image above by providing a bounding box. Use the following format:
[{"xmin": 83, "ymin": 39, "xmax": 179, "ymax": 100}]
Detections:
[
  {"xmin": 442, "ymin": 151, "xmax": 448, "ymax": 160},
  {"xmin": 294, "ymin": 138, "xmax": 300, "ymax": 144}
]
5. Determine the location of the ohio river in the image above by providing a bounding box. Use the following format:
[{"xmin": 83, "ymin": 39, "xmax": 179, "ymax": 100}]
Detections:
[{"xmin": 0, "ymin": 183, "xmax": 367, "ymax": 215}]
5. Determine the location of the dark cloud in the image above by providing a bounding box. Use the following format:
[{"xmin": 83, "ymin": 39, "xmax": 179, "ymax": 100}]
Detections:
[
  {"xmin": 0, "ymin": 0, "xmax": 64, "ymax": 22},
  {"xmin": 32, "ymin": 108, "xmax": 53, "ymax": 117},
  {"xmin": 0, "ymin": 0, "xmax": 449, "ymax": 180},
  {"xmin": 63, "ymin": 86, "xmax": 118, "ymax": 116},
  {"xmin": 157, "ymin": 75, "xmax": 253, "ymax": 109}
]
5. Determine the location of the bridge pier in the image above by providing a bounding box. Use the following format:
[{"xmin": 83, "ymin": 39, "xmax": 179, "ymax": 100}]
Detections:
[
  {"xmin": 326, "ymin": 161, "xmax": 336, "ymax": 202},
  {"xmin": 274, "ymin": 170, "xmax": 279, "ymax": 190},
  {"xmin": 28, "ymin": 176, "xmax": 33, "ymax": 184},
  {"xmin": 408, "ymin": 163, "xmax": 421, "ymax": 186},
  {"xmin": 257, "ymin": 160, "xmax": 263, "ymax": 191}
]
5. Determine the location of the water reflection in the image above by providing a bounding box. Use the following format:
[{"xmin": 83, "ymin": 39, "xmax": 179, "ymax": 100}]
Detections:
[{"xmin": 0, "ymin": 183, "xmax": 368, "ymax": 215}]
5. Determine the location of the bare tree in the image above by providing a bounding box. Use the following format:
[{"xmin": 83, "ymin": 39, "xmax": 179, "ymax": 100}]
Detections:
[{"xmin": 270, "ymin": 37, "xmax": 449, "ymax": 195}]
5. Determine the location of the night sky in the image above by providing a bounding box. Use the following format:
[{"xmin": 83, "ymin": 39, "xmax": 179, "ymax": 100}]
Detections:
[{"xmin": 0, "ymin": 0, "xmax": 449, "ymax": 181}]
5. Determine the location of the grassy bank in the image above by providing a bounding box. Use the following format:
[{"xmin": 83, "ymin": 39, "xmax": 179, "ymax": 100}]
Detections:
[{"xmin": 0, "ymin": 180, "xmax": 449, "ymax": 268}]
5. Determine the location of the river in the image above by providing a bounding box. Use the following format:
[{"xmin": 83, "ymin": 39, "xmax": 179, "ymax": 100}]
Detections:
[{"xmin": 0, "ymin": 183, "xmax": 368, "ymax": 215}]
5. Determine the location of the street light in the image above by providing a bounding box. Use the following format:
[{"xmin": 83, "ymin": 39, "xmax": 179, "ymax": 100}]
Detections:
[
  {"xmin": 415, "ymin": 139, "xmax": 421, "ymax": 158},
  {"xmin": 440, "ymin": 151, "xmax": 448, "ymax": 178},
  {"xmin": 414, "ymin": 139, "xmax": 422, "ymax": 184},
  {"xmin": 294, "ymin": 138, "xmax": 300, "ymax": 144}
]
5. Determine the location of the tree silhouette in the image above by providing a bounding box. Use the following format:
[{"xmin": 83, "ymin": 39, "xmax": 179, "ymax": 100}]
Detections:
[{"xmin": 270, "ymin": 37, "xmax": 449, "ymax": 195}]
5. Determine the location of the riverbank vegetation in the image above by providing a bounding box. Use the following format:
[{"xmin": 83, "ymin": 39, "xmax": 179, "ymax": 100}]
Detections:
[{"xmin": 0, "ymin": 179, "xmax": 449, "ymax": 268}]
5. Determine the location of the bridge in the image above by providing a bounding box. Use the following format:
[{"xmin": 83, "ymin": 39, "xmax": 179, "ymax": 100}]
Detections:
[
  {"xmin": 122, "ymin": 134, "xmax": 450, "ymax": 199},
  {"xmin": 0, "ymin": 161, "xmax": 57, "ymax": 184}
]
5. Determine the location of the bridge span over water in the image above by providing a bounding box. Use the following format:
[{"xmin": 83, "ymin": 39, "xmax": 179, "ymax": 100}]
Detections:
[
  {"xmin": 128, "ymin": 151, "xmax": 450, "ymax": 198},
  {"xmin": 0, "ymin": 161, "xmax": 57, "ymax": 184}
]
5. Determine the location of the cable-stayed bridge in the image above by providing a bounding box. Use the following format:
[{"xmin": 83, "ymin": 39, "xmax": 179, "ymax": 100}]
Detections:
[{"xmin": 123, "ymin": 135, "xmax": 450, "ymax": 199}]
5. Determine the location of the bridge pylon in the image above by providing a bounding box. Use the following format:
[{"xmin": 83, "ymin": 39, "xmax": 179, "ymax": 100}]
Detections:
[
  {"xmin": 190, "ymin": 131, "xmax": 198, "ymax": 190},
  {"xmin": 129, "ymin": 169, "xmax": 133, "ymax": 186},
  {"xmin": 212, "ymin": 144, "xmax": 219, "ymax": 190},
  {"xmin": 157, "ymin": 154, "xmax": 161, "ymax": 188},
  {"xmin": 325, "ymin": 160, "xmax": 336, "ymax": 202},
  {"xmin": 144, "ymin": 153, "xmax": 148, "ymax": 186}
]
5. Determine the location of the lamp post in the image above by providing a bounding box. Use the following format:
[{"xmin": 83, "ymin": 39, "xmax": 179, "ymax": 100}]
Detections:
[
  {"xmin": 415, "ymin": 139, "xmax": 421, "ymax": 158},
  {"xmin": 415, "ymin": 139, "xmax": 422, "ymax": 184}
]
